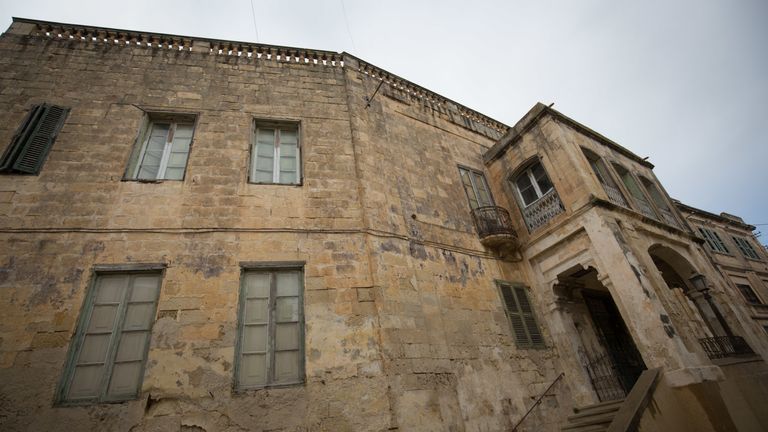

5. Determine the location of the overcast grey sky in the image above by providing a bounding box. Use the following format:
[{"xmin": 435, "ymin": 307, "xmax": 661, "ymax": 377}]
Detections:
[{"xmin": 1, "ymin": 1, "xmax": 766, "ymax": 232}]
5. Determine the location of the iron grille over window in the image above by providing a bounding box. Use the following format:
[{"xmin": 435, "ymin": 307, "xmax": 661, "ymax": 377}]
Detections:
[
  {"xmin": 1, "ymin": 103, "xmax": 69, "ymax": 175},
  {"xmin": 698, "ymin": 336, "xmax": 754, "ymax": 359}
]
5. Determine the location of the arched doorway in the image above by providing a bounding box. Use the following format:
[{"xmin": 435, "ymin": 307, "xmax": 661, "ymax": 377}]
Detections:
[
  {"xmin": 555, "ymin": 265, "xmax": 646, "ymax": 401},
  {"xmin": 648, "ymin": 244, "xmax": 731, "ymax": 337}
]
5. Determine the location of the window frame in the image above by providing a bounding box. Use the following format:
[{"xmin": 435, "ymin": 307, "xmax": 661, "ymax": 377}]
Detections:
[
  {"xmin": 124, "ymin": 112, "xmax": 198, "ymax": 182},
  {"xmin": 495, "ymin": 280, "xmax": 545, "ymax": 349},
  {"xmin": 732, "ymin": 236, "xmax": 761, "ymax": 260},
  {"xmin": 581, "ymin": 148, "xmax": 629, "ymax": 207},
  {"xmin": 249, "ymin": 120, "xmax": 302, "ymax": 185},
  {"xmin": 698, "ymin": 227, "xmax": 731, "ymax": 254},
  {"xmin": 638, "ymin": 177, "xmax": 673, "ymax": 212},
  {"xmin": 735, "ymin": 283, "xmax": 763, "ymax": 305},
  {"xmin": 512, "ymin": 160, "xmax": 555, "ymax": 208},
  {"xmin": 611, "ymin": 163, "xmax": 659, "ymax": 218},
  {"xmin": 56, "ymin": 267, "xmax": 164, "ymax": 406},
  {"xmin": 457, "ymin": 165, "xmax": 495, "ymax": 210},
  {"xmin": 234, "ymin": 263, "xmax": 306, "ymax": 391}
]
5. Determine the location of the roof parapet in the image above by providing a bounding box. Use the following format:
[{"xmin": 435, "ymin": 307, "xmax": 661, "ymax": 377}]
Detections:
[
  {"xmin": 8, "ymin": 17, "xmax": 510, "ymax": 139},
  {"xmin": 348, "ymin": 55, "xmax": 509, "ymax": 138},
  {"xmin": 10, "ymin": 17, "xmax": 345, "ymax": 67}
]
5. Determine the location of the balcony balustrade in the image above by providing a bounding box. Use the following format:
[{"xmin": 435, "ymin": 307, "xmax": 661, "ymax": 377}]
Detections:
[
  {"xmin": 471, "ymin": 206, "xmax": 519, "ymax": 252},
  {"xmin": 522, "ymin": 189, "xmax": 565, "ymax": 232},
  {"xmin": 602, "ymin": 183, "xmax": 629, "ymax": 208}
]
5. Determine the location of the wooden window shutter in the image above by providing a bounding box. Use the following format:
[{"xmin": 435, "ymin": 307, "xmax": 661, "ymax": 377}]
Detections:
[
  {"xmin": 500, "ymin": 283, "xmax": 529, "ymax": 345},
  {"xmin": 499, "ymin": 282, "xmax": 544, "ymax": 348},
  {"xmin": 514, "ymin": 285, "xmax": 544, "ymax": 346},
  {"xmin": 1, "ymin": 104, "xmax": 69, "ymax": 174}
]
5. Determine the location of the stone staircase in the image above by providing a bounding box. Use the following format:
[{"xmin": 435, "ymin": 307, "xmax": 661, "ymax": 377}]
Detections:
[{"xmin": 561, "ymin": 398, "xmax": 625, "ymax": 432}]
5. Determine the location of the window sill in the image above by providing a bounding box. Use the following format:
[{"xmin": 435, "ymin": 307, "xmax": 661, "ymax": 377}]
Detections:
[
  {"xmin": 233, "ymin": 380, "xmax": 305, "ymax": 393},
  {"xmin": 121, "ymin": 178, "xmax": 185, "ymax": 183},
  {"xmin": 247, "ymin": 181, "xmax": 303, "ymax": 186},
  {"xmin": 55, "ymin": 395, "xmax": 139, "ymax": 407},
  {"xmin": 514, "ymin": 344, "xmax": 549, "ymax": 351},
  {"xmin": 741, "ymin": 256, "xmax": 765, "ymax": 263}
]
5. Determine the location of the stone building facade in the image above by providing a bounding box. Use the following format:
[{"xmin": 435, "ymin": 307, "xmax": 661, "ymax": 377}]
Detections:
[
  {"xmin": 0, "ymin": 17, "xmax": 766, "ymax": 432},
  {"xmin": 675, "ymin": 202, "xmax": 768, "ymax": 338}
]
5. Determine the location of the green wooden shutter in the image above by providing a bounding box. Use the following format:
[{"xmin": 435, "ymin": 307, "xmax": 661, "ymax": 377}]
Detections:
[
  {"xmin": 10, "ymin": 104, "xmax": 69, "ymax": 174},
  {"xmin": 500, "ymin": 284, "xmax": 528, "ymax": 345},
  {"xmin": 0, "ymin": 105, "xmax": 45, "ymax": 171},
  {"xmin": 499, "ymin": 283, "xmax": 544, "ymax": 348},
  {"xmin": 514, "ymin": 286, "xmax": 544, "ymax": 346}
]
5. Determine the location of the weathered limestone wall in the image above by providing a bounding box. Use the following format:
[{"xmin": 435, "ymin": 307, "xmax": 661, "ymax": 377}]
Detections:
[
  {"xmin": 0, "ymin": 22, "xmax": 573, "ymax": 432},
  {"xmin": 484, "ymin": 112, "xmax": 738, "ymax": 402},
  {"xmin": 677, "ymin": 207, "xmax": 768, "ymax": 359},
  {"xmin": 0, "ymin": 23, "xmax": 390, "ymax": 431},
  {"xmin": 341, "ymin": 59, "xmax": 572, "ymax": 431}
]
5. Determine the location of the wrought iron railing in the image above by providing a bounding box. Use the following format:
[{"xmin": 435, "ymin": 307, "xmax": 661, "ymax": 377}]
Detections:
[
  {"xmin": 699, "ymin": 336, "xmax": 755, "ymax": 359},
  {"xmin": 583, "ymin": 352, "xmax": 629, "ymax": 402},
  {"xmin": 471, "ymin": 206, "xmax": 517, "ymax": 239},
  {"xmin": 522, "ymin": 189, "xmax": 565, "ymax": 232},
  {"xmin": 510, "ymin": 372, "xmax": 564, "ymax": 432},
  {"xmin": 602, "ymin": 183, "xmax": 629, "ymax": 208}
]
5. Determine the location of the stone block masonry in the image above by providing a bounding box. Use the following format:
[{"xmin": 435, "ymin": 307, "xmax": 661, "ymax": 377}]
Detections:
[{"xmin": 0, "ymin": 18, "xmax": 570, "ymax": 432}]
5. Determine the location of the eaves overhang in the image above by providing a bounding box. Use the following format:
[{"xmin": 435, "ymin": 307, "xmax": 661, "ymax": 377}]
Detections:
[{"xmin": 483, "ymin": 102, "xmax": 654, "ymax": 169}]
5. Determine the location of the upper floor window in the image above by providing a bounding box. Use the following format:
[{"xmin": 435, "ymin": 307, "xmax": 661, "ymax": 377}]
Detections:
[
  {"xmin": 125, "ymin": 113, "xmax": 196, "ymax": 181},
  {"xmin": 513, "ymin": 160, "xmax": 564, "ymax": 232},
  {"xmin": 250, "ymin": 121, "xmax": 301, "ymax": 185},
  {"xmin": 612, "ymin": 164, "xmax": 656, "ymax": 219},
  {"xmin": 514, "ymin": 161, "xmax": 554, "ymax": 206},
  {"xmin": 1, "ymin": 103, "xmax": 69, "ymax": 175},
  {"xmin": 58, "ymin": 271, "xmax": 161, "ymax": 404},
  {"xmin": 735, "ymin": 283, "xmax": 763, "ymax": 305},
  {"xmin": 732, "ymin": 236, "xmax": 760, "ymax": 260},
  {"xmin": 639, "ymin": 177, "xmax": 679, "ymax": 227},
  {"xmin": 581, "ymin": 148, "xmax": 627, "ymax": 207},
  {"xmin": 458, "ymin": 166, "xmax": 493, "ymax": 209},
  {"xmin": 698, "ymin": 227, "xmax": 730, "ymax": 254}
]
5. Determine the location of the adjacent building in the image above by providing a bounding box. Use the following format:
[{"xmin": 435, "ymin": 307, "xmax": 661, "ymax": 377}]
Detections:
[{"xmin": 1, "ymin": 17, "xmax": 767, "ymax": 432}]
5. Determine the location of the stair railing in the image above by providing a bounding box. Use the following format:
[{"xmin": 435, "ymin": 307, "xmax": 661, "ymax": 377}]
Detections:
[{"xmin": 511, "ymin": 372, "xmax": 564, "ymax": 432}]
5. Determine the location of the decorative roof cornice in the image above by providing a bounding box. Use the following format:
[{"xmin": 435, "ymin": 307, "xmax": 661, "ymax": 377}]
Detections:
[{"xmin": 9, "ymin": 17, "xmax": 509, "ymax": 139}]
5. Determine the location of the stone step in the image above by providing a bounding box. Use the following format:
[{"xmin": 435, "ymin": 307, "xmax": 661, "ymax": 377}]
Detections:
[
  {"xmin": 567, "ymin": 403, "xmax": 622, "ymax": 422},
  {"xmin": 572, "ymin": 398, "xmax": 625, "ymax": 414},
  {"xmin": 561, "ymin": 426, "xmax": 607, "ymax": 432},
  {"xmin": 561, "ymin": 412, "xmax": 617, "ymax": 432}
]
